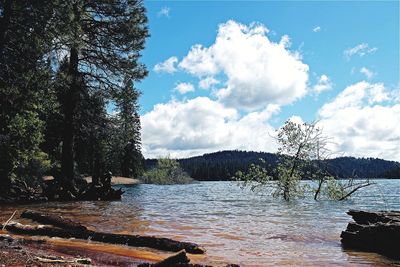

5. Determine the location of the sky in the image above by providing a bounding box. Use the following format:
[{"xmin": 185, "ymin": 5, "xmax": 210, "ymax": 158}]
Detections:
[{"xmin": 136, "ymin": 0, "xmax": 400, "ymax": 161}]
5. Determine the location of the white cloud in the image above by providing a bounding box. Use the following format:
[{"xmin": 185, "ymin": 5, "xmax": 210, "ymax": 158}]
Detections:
[
  {"xmin": 312, "ymin": 26, "xmax": 321, "ymax": 32},
  {"xmin": 157, "ymin": 7, "xmax": 170, "ymax": 17},
  {"xmin": 344, "ymin": 43, "xmax": 377, "ymax": 60},
  {"xmin": 174, "ymin": 82, "xmax": 195, "ymax": 94},
  {"xmin": 198, "ymin": 77, "xmax": 220, "ymax": 89},
  {"xmin": 319, "ymin": 82, "xmax": 388, "ymax": 117},
  {"xmin": 141, "ymin": 97, "xmax": 280, "ymax": 158},
  {"xmin": 178, "ymin": 44, "xmax": 218, "ymax": 76},
  {"xmin": 288, "ymin": 115, "xmax": 304, "ymax": 125},
  {"xmin": 318, "ymin": 82, "xmax": 400, "ymax": 161},
  {"xmin": 313, "ymin": 74, "xmax": 332, "ymax": 94},
  {"xmin": 178, "ymin": 20, "xmax": 309, "ymax": 110},
  {"xmin": 360, "ymin": 67, "xmax": 375, "ymax": 79},
  {"xmin": 153, "ymin": 56, "xmax": 178, "ymax": 74}
]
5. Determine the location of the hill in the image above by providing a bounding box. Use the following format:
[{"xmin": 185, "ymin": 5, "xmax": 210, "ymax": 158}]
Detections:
[{"xmin": 145, "ymin": 150, "xmax": 400, "ymax": 181}]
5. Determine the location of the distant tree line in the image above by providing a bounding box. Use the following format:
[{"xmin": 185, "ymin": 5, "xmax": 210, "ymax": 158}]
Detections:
[
  {"xmin": 146, "ymin": 151, "xmax": 400, "ymax": 181},
  {"xmin": 0, "ymin": 0, "xmax": 148, "ymax": 201}
]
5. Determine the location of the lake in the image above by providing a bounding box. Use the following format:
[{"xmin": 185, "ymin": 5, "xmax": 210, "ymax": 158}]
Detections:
[{"xmin": 1, "ymin": 179, "xmax": 400, "ymax": 266}]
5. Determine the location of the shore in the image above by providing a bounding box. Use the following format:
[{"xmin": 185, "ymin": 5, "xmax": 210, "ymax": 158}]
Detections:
[
  {"xmin": 84, "ymin": 176, "xmax": 141, "ymax": 185},
  {"xmin": 43, "ymin": 176, "xmax": 141, "ymax": 185},
  {"xmin": 0, "ymin": 232, "xmax": 162, "ymax": 266},
  {"xmin": 0, "ymin": 209, "xmax": 209, "ymax": 267}
]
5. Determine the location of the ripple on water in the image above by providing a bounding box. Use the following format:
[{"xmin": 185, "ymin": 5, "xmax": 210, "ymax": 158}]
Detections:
[{"xmin": 1, "ymin": 180, "xmax": 400, "ymax": 266}]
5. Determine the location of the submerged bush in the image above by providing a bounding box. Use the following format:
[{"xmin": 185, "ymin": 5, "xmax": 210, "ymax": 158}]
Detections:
[{"xmin": 140, "ymin": 158, "xmax": 193, "ymax": 185}]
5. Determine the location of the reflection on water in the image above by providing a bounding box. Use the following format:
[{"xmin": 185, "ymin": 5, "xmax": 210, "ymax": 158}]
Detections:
[{"xmin": 1, "ymin": 180, "xmax": 400, "ymax": 266}]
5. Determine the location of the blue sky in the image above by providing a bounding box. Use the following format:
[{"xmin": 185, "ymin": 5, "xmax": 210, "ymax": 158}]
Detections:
[{"xmin": 137, "ymin": 1, "xmax": 400, "ymax": 160}]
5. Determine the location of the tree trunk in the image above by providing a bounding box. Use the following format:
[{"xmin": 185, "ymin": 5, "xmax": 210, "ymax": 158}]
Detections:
[
  {"xmin": 314, "ymin": 178, "xmax": 324, "ymax": 200},
  {"xmin": 60, "ymin": 46, "xmax": 79, "ymax": 193}
]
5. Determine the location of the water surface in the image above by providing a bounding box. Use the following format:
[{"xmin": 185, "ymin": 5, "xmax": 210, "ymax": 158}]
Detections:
[{"xmin": 1, "ymin": 180, "xmax": 400, "ymax": 266}]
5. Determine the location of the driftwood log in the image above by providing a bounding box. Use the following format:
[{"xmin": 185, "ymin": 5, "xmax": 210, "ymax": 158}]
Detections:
[
  {"xmin": 16, "ymin": 210, "xmax": 205, "ymax": 254},
  {"xmin": 21, "ymin": 210, "xmax": 88, "ymax": 231},
  {"xmin": 138, "ymin": 250, "xmax": 240, "ymax": 267},
  {"xmin": 341, "ymin": 209, "xmax": 400, "ymax": 259},
  {"xmin": 3, "ymin": 222, "xmax": 205, "ymax": 254},
  {"xmin": 138, "ymin": 250, "xmax": 191, "ymax": 267},
  {"xmin": 1, "ymin": 210, "xmax": 243, "ymax": 266}
]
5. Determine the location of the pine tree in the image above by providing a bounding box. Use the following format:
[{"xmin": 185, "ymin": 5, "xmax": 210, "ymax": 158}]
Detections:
[
  {"xmin": 111, "ymin": 77, "xmax": 143, "ymax": 178},
  {"xmin": 0, "ymin": 0, "xmax": 53, "ymax": 194},
  {"xmin": 50, "ymin": 0, "xmax": 149, "ymax": 193}
]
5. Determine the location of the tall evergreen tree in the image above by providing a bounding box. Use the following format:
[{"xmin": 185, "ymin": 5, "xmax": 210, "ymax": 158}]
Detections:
[
  {"xmin": 50, "ymin": 0, "xmax": 149, "ymax": 193},
  {"xmin": 0, "ymin": 0, "xmax": 53, "ymax": 193},
  {"xmin": 110, "ymin": 77, "xmax": 143, "ymax": 178}
]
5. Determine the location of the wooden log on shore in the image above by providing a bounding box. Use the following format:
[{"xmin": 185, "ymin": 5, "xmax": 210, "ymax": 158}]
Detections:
[
  {"xmin": 2, "ymin": 222, "xmax": 205, "ymax": 254},
  {"xmin": 138, "ymin": 250, "xmax": 240, "ymax": 267},
  {"xmin": 138, "ymin": 250, "xmax": 191, "ymax": 267},
  {"xmin": 341, "ymin": 209, "xmax": 400, "ymax": 259},
  {"xmin": 21, "ymin": 210, "xmax": 88, "ymax": 231}
]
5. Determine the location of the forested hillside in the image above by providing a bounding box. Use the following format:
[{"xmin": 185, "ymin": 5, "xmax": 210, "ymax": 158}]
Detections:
[{"xmin": 146, "ymin": 150, "xmax": 400, "ymax": 180}]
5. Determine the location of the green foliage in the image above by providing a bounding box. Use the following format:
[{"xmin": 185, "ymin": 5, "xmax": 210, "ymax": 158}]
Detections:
[
  {"xmin": 0, "ymin": 0, "xmax": 54, "ymax": 191},
  {"xmin": 234, "ymin": 121, "xmax": 318, "ymax": 200},
  {"xmin": 141, "ymin": 158, "xmax": 193, "ymax": 185},
  {"xmin": 273, "ymin": 158, "xmax": 306, "ymax": 199},
  {"xmin": 107, "ymin": 78, "xmax": 144, "ymax": 178},
  {"xmin": 272, "ymin": 120, "xmax": 320, "ymax": 200},
  {"xmin": 1, "ymin": 111, "xmax": 50, "ymax": 185},
  {"xmin": 235, "ymin": 120, "xmax": 372, "ymax": 201},
  {"xmin": 234, "ymin": 160, "xmax": 272, "ymax": 192},
  {"xmin": 0, "ymin": 0, "xmax": 148, "ymax": 198},
  {"xmin": 50, "ymin": 0, "xmax": 149, "ymax": 184}
]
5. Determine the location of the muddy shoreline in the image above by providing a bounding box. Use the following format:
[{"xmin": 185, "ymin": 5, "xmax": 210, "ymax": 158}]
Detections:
[
  {"xmin": 0, "ymin": 233, "xmax": 159, "ymax": 266},
  {"xmin": 0, "ymin": 210, "xmax": 235, "ymax": 267}
]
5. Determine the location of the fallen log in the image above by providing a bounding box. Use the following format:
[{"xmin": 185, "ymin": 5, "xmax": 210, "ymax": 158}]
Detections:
[
  {"xmin": 21, "ymin": 210, "xmax": 88, "ymax": 231},
  {"xmin": 138, "ymin": 250, "xmax": 190, "ymax": 267},
  {"xmin": 341, "ymin": 209, "xmax": 400, "ymax": 259},
  {"xmin": 2, "ymin": 222, "xmax": 205, "ymax": 254},
  {"xmin": 138, "ymin": 250, "xmax": 240, "ymax": 267},
  {"xmin": 35, "ymin": 255, "xmax": 92, "ymax": 265}
]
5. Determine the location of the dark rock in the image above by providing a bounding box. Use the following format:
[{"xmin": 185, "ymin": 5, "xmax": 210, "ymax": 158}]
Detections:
[{"xmin": 341, "ymin": 209, "xmax": 400, "ymax": 259}]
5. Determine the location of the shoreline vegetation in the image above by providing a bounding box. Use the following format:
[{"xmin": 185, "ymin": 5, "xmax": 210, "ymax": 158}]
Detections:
[{"xmin": 140, "ymin": 158, "xmax": 194, "ymax": 185}]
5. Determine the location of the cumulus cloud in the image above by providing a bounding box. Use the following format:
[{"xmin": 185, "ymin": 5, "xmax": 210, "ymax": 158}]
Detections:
[
  {"xmin": 179, "ymin": 44, "xmax": 218, "ymax": 76},
  {"xmin": 174, "ymin": 82, "xmax": 195, "ymax": 94},
  {"xmin": 154, "ymin": 56, "xmax": 178, "ymax": 74},
  {"xmin": 157, "ymin": 7, "xmax": 170, "ymax": 17},
  {"xmin": 141, "ymin": 97, "xmax": 280, "ymax": 158},
  {"xmin": 360, "ymin": 67, "xmax": 375, "ymax": 79},
  {"xmin": 344, "ymin": 43, "xmax": 377, "ymax": 60},
  {"xmin": 313, "ymin": 74, "xmax": 332, "ymax": 94},
  {"xmin": 178, "ymin": 20, "xmax": 309, "ymax": 110},
  {"xmin": 198, "ymin": 77, "xmax": 219, "ymax": 89},
  {"xmin": 312, "ymin": 26, "xmax": 321, "ymax": 32},
  {"xmin": 318, "ymin": 82, "xmax": 400, "ymax": 161}
]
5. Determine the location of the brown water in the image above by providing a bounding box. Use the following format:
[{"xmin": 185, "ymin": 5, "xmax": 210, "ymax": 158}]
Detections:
[{"xmin": 1, "ymin": 180, "xmax": 400, "ymax": 266}]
